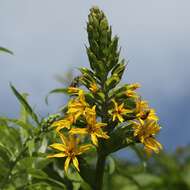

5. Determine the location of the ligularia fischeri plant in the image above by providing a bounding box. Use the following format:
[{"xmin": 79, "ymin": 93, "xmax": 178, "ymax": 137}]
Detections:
[{"xmin": 47, "ymin": 6, "xmax": 162, "ymax": 190}]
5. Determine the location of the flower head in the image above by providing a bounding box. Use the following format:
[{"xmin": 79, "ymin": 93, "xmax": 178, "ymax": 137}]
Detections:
[
  {"xmin": 109, "ymin": 99, "xmax": 132, "ymax": 122},
  {"xmin": 67, "ymin": 90, "xmax": 89, "ymax": 121},
  {"xmin": 70, "ymin": 106, "xmax": 109, "ymax": 146},
  {"xmin": 135, "ymin": 99, "xmax": 159, "ymax": 122},
  {"xmin": 132, "ymin": 119, "xmax": 162, "ymax": 155},
  {"xmin": 47, "ymin": 133, "xmax": 92, "ymax": 172},
  {"xmin": 51, "ymin": 114, "xmax": 75, "ymax": 132}
]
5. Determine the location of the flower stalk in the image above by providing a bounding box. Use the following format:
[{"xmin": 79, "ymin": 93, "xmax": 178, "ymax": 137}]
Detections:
[
  {"xmin": 46, "ymin": 6, "xmax": 163, "ymax": 189},
  {"xmin": 95, "ymin": 152, "xmax": 107, "ymax": 190}
]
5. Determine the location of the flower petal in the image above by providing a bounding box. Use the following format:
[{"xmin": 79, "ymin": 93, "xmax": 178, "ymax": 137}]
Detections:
[
  {"xmin": 91, "ymin": 134, "xmax": 98, "ymax": 146},
  {"xmin": 64, "ymin": 157, "xmax": 71, "ymax": 173},
  {"xmin": 78, "ymin": 144, "xmax": 92, "ymax": 154},
  {"xmin": 72, "ymin": 157, "xmax": 80, "ymax": 171},
  {"xmin": 47, "ymin": 153, "xmax": 67, "ymax": 158},
  {"xmin": 49, "ymin": 143, "xmax": 66, "ymax": 152},
  {"xmin": 117, "ymin": 114, "xmax": 124, "ymax": 122},
  {"xmin": 95, "ymin": 130, "xmax": 109, "ymax": 139},
  {"xmin": 69, "ymin": 128, "xmax": 88, "ymax": 135}
]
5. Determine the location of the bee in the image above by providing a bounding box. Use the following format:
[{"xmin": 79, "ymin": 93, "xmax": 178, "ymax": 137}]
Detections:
[{"xmin": 69, "ymin": 76, "xmax": 82, "ymax": 87}]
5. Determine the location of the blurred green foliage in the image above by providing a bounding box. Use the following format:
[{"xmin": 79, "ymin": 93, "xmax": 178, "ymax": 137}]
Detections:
[{"xmin": 0, "ymin": 86, "xmax": 189, "ymax": 189}]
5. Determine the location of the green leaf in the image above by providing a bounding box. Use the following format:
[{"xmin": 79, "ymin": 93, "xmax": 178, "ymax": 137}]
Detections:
[
  {"xmin": 28, "ymin": 169, "xmax": 66, "ymax": 189},
  {"xmin": 133, "ymin": 173, "xmax": 162, "ymax": 187},
  {"xmin": 45, "ymin": 88, "xmax": 68, "ymax": 104},
  {"xmin": 105, "ymin": 74, "xmax": 120, "ymax": 90},
  {"xmin": 28, "ymin": 168, "xmax": 49, "ymax": 179},
  {"xmin": 19, "ymin": 93, "xmax": 29, "ymax": 123},
  {"xmin": 10, "ymin": 84, "xmax": 40, "ymax": 125},
  {"xmin": 102, "ymin": 124, "xmax": 135, "ymax": 155},
  {"xmin": 0, "ymin": 117, "xmax": 33, "ymax": 130},
  {"xmin": 107, "ymin": 156, "xmax": 116, "ymax": 175},
  {"xmin": 78, "ymin": 157, "xmax": 95, "ymax": 189},
  {"xmin": 0, "ymin": 144, "xmax": 12, "ymax": 163},
  {"xmin": 0, "ymin": 47, "xmax": 13, "ymax": 55},
  {"xmin": 27, "ymin": 139, "xmax": 35, "ymax": 156}
]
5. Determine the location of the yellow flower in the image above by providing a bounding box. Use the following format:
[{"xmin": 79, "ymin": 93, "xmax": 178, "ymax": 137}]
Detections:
[
  {"xmin": 132, "ymin": 119, "xmax": 162, "ymax": 155},
  {"xmin": 51, "ymin": 114, "xmax": 75, "ymax": 132},
  {"xmin": 67, "ymin": 90, "xmax": 89, "ymax": 121},
  {"xmin": 89, "ymin": 83, "xmax": 98, "ymax": 93},
  {"xmin": 84, "ymin": 105, "xmax": 96, "ymax": 121},
  {"xmin": 70, "ymin": 106, "xmax": 109, "ymax": 146},
  {"xmin": 47, "ymin": 133, "xmax": 92, "ymax": 172},
  {"xmin": 135, "ymin": 99, "xmax": 159, "ymax": 122},
  {"xmin": 109, "ymin": 99, "xmax": 132, "ymax": 122},
  {"xmin": 147, "ymin": 109, "xmax": 159, "ymax": 121}
]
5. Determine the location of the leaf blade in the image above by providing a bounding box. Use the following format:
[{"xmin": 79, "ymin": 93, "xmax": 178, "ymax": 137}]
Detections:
[
  {"xmin": 10, "ymin": 84, "xmax": 40, "ymax": 125},
  {"xmin": 0, "ymin": 47, "xmax": 13, "ymax": 55}
]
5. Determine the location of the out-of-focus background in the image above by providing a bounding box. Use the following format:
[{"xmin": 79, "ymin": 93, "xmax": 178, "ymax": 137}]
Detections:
[{"xmin": 0, "ymin": 0, "xmax": 189, "ymax": 151}]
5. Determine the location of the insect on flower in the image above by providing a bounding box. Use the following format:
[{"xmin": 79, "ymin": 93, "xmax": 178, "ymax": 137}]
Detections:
[{"xmin": 135, "ymin": 98, "xmax": 159, "ymax": 122}]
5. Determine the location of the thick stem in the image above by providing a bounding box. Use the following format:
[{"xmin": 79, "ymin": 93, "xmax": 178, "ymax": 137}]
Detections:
[{"xmin": 95, "ymin": 153, "xmax": 106, "ymax": 190}]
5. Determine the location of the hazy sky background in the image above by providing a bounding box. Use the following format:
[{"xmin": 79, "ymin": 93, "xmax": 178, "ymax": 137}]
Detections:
[{"xmin": 0, "ymin": 0, "xmax": 189, "ymax": 151}]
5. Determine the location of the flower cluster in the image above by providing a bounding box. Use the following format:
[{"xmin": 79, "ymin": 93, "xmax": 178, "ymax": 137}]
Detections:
[{"xmin": 47, "ymin": 6, "xmax": 162, "ymax": 173}]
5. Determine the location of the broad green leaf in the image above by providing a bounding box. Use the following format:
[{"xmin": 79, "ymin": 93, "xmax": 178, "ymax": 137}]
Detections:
[{"xmin": 10, "ymin": 84, "xmax": 40, "ymax": 125}]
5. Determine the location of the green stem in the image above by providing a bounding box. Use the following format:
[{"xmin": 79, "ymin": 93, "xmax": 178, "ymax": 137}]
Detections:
[{"xmin": 95, "ymin": 153, "xmax": 106, "ymax": 190}]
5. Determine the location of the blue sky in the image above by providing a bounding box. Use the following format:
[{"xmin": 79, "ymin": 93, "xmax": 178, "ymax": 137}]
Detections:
[{"xmin": 0, "ymin": 0, "xmax": 190, "ymax": 151}]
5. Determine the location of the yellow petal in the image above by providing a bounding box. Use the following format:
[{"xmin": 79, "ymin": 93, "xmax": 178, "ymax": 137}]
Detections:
[
  {"xmin": 112, "ymin": 114, "xmax": 116, "ymax": 121},
  {"xmin": 69, "ymin": 128, "xmax": 88, "ymax": 135},
  {"xmin": 95, "ymin": 129, "xmax": 109, "ymax": 139},
  {"xmin": 72, "ymin": 157, "xmax": 80, "ymax": 171},
  {"xmin": 95, "ymin": 122, "xmax": 107, "ymax": 129},
  {"xmin": 47, "ymin": 153, "xmax": 67, "ymax": 158},
  {"xmin": 58, "ymin": 133, "xmax": 67, "ymax": 146},
  {"xmin": 49, "ymin": 143, "xmax": 66, "ymax": 152},
  {"xmin": 144, "ymin": 137, "xmax": 162, "ymax": 153},
  {"xmin": 78, "ymin": 144, "xmax": 92, "ymax": 154},
  {"xmin": 117, "ymin": 114, "xmax": 124, "ymax": 122},
  {"xmin": 67, "ymin": 87, "xmax": 80, "ymax": 94},
  {"xmin": 91, "ymin": 134, "xmax": 98, "ymax": 146},
  {"xmin": 64, "ymin": 157, "xmax": 71, "ymax": 173}
]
